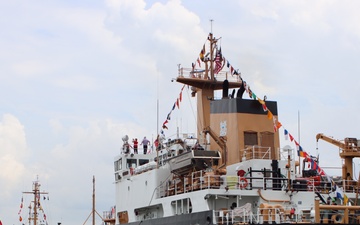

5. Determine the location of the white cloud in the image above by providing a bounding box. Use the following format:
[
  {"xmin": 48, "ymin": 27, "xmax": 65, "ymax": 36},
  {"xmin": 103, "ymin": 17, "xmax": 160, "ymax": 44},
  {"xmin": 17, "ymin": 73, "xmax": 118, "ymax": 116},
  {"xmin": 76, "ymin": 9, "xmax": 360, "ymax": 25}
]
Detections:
[
  {"xmin": 0, "ymin": 114, "xmax": 27, "ymax": 197},
  {"xmin": 11, "ymin": 60, "xmax": 59, "ymax": 78}
]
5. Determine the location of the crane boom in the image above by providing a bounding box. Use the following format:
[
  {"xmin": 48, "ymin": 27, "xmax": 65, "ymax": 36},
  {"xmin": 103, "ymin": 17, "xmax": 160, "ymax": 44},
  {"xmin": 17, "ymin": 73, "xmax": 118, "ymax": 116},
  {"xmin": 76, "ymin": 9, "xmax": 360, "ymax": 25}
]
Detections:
[
  {"xmin": 316, "ymin": 133, "xmax": 360, "ymax": 153},
  {"xmin": 203, "ymin": 126, "xmax": 227, "ymax": 168},
  {"xmin": 316, "ymin": 133, "xmax": 360, "ymax": 180}
]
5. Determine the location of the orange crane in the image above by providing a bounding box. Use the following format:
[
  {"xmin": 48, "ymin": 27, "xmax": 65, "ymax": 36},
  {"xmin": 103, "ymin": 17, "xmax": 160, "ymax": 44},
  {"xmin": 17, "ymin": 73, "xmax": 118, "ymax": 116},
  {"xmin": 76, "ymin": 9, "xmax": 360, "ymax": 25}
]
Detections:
[{"xmin": 316, "ymin": 133, "xmax": 360, "ymax": 179}]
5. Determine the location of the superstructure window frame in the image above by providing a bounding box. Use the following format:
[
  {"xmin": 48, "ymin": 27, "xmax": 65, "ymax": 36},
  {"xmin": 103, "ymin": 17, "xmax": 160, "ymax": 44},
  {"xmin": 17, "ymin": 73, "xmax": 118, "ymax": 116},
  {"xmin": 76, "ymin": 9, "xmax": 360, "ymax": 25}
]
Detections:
[
  {"xmin": 126, "ymin": 159, "xmax": 137, "ymax": 169},
  {"xmin": 244, "ymin": 131, "xmax": 258, "ymax": 146}
]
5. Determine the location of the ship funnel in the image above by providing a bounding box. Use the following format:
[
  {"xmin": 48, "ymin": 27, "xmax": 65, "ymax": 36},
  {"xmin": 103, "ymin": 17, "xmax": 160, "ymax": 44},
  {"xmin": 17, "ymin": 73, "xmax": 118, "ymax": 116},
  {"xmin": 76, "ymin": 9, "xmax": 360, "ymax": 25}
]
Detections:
[
  {"xmin": 230, "ymin": 89, "xmax": 235, "ymax": 98},
  {"xmin": 222, "ymin": 80, "xmax": 229, "ymax": 99},
  {"xmin": 236, "ymin": 80, "xmax": 245, "ymax": 99}
]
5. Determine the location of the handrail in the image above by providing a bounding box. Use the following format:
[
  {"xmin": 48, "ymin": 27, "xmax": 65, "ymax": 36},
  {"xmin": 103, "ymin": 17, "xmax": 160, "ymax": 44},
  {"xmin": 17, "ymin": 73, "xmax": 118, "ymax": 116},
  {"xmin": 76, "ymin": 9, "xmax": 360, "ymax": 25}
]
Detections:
[
  {"xmin": 257, "ymin": 189, "xmax": 290, "ymax": 203},
  {"xmin": 240, "ymin": 146, "xmax": 272, "ymax": 161}
]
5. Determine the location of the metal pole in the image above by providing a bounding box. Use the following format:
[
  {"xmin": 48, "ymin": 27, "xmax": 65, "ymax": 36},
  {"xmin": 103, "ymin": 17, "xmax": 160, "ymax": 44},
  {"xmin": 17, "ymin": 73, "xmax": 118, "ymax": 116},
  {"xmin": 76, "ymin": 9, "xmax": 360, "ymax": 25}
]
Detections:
[
  {"xmin": 355, "ymin": 172, "xmax": 360, "ymax": 205},
  {"xmin": 92, "ymin": 176, "xmax": 95, "ymax": 225},
  {"xmin": 298, "ymin": 110, "xmax": 301, "ymax": 175}
]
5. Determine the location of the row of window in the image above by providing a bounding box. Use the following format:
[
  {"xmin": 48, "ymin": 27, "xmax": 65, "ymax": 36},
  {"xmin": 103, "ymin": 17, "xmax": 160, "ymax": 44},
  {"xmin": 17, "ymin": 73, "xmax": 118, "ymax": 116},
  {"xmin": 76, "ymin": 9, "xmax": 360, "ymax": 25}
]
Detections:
[
  {"xmin": 114, "ymin": 158, "xmax": 150, "ymax": 172},
  {"xmin": 244, "ymin": 131, "xmax": 274, "ymax": 148},
  {"xmin": 112, "ymin": 131, "xmax": 274, "ymax": 172}
]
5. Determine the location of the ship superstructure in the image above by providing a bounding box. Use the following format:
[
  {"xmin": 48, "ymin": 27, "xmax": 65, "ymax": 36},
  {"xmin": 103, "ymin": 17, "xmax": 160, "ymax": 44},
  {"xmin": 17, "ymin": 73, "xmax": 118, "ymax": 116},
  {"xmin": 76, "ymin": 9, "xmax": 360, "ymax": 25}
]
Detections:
[{"xmin": 103, "ymin": 32, "xmax": 360, "ymax": 224}]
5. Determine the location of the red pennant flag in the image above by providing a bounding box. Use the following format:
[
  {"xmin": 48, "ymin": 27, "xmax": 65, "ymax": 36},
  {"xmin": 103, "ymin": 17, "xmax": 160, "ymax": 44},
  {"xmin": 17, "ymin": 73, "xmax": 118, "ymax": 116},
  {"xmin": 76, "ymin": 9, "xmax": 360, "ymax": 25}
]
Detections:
[
  {"xmin": 162, "ymin": 120, "xmax": 168, "ymax": 130},
  {"xmin": 176, "ymin": 99, "xmax": 180, "ymax": 109},
  {"xmin": 289, "ymin": 133, "xmax": 294, "ymax": 142},
  {"xmin": 179, "ymin": 92, "xmax": 182, "ymax": 102},
  {"xmin": 294, "ymin": 140, "xmax": 299, "ymax": 146},
  {"xmin": 262, "ymin": 104, "xmax": 268, "ymax": 112}
]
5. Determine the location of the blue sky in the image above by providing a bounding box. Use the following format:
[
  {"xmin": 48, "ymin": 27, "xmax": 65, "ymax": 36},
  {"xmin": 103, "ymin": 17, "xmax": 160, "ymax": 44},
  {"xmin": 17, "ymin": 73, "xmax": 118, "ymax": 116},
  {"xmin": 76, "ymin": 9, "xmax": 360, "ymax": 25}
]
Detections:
[{"xmin": 1, "ymin": 1, "xmax": 360, "ymax": 225}]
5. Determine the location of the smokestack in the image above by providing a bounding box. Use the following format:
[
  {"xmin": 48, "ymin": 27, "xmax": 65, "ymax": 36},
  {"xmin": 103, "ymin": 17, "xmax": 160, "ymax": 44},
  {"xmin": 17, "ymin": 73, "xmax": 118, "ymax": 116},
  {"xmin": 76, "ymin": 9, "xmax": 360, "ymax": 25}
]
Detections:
[{"xmin": 222, "ymin": 80, "xmax": 229, "ymax": 99}]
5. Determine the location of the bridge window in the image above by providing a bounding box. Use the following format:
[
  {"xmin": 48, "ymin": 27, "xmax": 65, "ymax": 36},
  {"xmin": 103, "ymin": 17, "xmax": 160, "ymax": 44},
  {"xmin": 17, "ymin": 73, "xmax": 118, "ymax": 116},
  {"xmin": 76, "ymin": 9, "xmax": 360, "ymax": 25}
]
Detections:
[
  {"xmin": 171, "ymin": 198, "xmax": 192, "ymax": 214},
  {"xmin": 114, "ymin": 159, "xmax": 122, "ymax": 171},
  {"xmin": 244, "ymin": 131, "xmax": 258, "ymax": 146},
  {"xmin": 139, "ymin": 159, "xmax": 149, "ymax": 166},
  {"xmin": 127, "ymin": 159, "xmax": 137, "ymax": 169}
]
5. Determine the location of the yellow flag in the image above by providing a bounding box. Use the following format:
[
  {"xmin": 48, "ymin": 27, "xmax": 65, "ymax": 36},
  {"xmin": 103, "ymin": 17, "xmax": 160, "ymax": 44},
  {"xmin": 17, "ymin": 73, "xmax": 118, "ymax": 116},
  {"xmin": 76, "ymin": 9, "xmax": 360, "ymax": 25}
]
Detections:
[
  {"xmin": 258, "ymin": 98, "xmax": 265, "ymax": 105},
  {"xmin": 344, "ymin": 194, "xmax": 348, "ymax": 205},
  {"xmin": 199, "ymin": 44, "xmax": 205, "ymax": 61},
  {"xmin": 267, "ymin": 111, "xmax": 273, "ymax": 119}
]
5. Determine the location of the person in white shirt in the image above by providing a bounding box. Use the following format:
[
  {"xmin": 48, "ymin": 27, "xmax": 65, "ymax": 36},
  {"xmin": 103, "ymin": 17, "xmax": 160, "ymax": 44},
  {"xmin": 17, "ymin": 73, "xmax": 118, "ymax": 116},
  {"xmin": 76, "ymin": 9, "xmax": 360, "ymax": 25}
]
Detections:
[{"xmin": 140, "ymin": 136, "xmax": 150, "ymax": 154}]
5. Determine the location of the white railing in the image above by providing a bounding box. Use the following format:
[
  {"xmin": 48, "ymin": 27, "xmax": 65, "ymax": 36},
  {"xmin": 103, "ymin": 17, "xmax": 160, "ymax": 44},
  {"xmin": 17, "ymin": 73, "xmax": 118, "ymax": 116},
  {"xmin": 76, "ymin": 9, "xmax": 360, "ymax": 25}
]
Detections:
[
  {"xmin": 177, "ymin": 67, "xmax": 241, "ymax": 83},
  {"xmin": 240, "ymin": 146, "xmax": 272, "ymax": 161},
  {"xmin": 213, "ymin": 206, "xmax": 360, "ymax": 224},
  {"xmin": 159, "ymin": 173, "xmax": 290, "ymax": 198}
]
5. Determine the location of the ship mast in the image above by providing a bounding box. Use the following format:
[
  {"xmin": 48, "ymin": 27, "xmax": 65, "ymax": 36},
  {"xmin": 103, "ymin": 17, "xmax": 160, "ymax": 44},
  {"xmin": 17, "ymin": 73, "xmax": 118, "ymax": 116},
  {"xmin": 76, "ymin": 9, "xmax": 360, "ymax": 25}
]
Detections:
[
  {"xmin": 23, "ymin": 177, "xmax": 48, "ymax": 225},
  {"xmin": 176, "ymin": 32, "xmax": 241, "ymax": 138},
  {"xmin": 82, "ymin": 176, "xmax": 104, "ymax": 225},
  {"xmin": 92, "ymin": 176, "xmax": 95, "ymax": 225}
]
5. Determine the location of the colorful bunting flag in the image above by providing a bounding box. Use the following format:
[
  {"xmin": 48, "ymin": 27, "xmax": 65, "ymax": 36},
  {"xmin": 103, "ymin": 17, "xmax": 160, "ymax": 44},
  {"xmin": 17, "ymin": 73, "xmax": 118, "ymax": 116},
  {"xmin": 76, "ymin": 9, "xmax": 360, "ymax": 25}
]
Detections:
[
  {"xmin": 161, "ymin": 85, "xmax": 187, "ymax": 135},
  {"xmin": 289, "ymin": 133, "xmax": 294, "ymax": 141},
  {"xmin": 252, "ymin": 92, "xmax": 257, "ymax": 100},
  {"xmin": 214, "ymin": 48, "xmax": 224, "ymax": 74},
  {"xmin": 276, "ymin": 121, "xmax": 282, "ymax": 129},
  {"xmin": 262, "ymin": 104, "xmax": 268, "ymax": 112},
  {"xmin": 344, "ymin": 194, "xmax": 348, "ymax": 205},
  {"xmin": 199, "ymin": 44, "xmax": 205, "ymax": 61},
  {"xmin": 298, "ymin": 150, "xmax": 308, "ymax": 158}
]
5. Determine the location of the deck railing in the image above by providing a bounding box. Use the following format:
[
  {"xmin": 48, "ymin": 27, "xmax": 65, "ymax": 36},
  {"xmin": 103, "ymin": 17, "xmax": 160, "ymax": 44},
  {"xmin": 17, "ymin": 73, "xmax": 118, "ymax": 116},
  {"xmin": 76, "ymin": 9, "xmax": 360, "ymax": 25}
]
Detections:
[
  {"xmin": 157, "ymin": 171, "xmax": 360, "ymax": 198},
  {"xmin": 240, "ymin": 146, "xmax": 272, "ymax": 161},
  {"xmin": 177, "ymin": 67, "xmax": 242, "ymax": 83},
  {"xmin": 214, "ymin": 205, "xmax": 360, "ymax": 224}
]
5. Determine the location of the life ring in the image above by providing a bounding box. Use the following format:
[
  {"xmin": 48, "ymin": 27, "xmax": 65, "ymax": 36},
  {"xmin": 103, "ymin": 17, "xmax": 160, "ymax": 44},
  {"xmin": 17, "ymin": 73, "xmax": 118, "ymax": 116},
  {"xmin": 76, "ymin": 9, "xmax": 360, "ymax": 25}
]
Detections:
[
  {"xmin": 332, "ymin": 214, "xmax": 344, "ymax": 224},
  {"xmin": 239, "ymin": 177, "xmax": 248, "ymax": 189},
  {"xmin": 237, "ymin": 169, "xmax": 246, "ymax": 177}
]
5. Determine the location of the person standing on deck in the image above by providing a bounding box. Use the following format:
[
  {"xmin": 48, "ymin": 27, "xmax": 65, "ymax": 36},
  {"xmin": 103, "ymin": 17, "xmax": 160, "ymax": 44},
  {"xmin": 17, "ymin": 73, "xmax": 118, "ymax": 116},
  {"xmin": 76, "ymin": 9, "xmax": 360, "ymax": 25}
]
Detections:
[
  {"xmin": 132, "ymin": 138, "xmax": 138, "ymax": 154},
  {"xmin": 154, "ymin": 134, "xmax": 161, "ymax": 151},
  {"xmin": 141, "ymin": 136, "xmax": 150, "ymax": 154}
]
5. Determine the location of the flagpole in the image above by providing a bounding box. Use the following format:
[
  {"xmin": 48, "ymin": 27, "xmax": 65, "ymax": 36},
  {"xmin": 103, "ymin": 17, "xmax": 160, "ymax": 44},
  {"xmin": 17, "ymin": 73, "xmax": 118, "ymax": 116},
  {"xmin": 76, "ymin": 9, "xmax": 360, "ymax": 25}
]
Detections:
[
  {"xmin": 298, "ymin": 110, "xmax": 301, "ymax": 175},
  {"xmin": 156, "ymin": 74, "xmax": 159, "ymax": 169}
]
